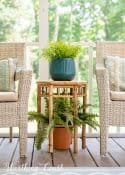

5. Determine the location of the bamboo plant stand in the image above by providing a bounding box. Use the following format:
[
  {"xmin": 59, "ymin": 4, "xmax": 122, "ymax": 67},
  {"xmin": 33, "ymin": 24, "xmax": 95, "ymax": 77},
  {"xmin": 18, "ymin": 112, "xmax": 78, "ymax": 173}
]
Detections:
[{"xmin": 37, "ymin": 80, "xmax": 87, "ymax": 153}]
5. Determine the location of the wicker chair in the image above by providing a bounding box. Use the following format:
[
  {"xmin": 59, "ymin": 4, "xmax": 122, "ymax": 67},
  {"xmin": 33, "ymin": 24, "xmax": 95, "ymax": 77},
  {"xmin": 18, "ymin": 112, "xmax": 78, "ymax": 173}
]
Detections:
[
  {"xmin": 96, "ymin": 42, "xmax": 125, "ymax": 156},
  {"xmin": 0, "ymin": 43, "xmax": 32, "ymax": 157}
]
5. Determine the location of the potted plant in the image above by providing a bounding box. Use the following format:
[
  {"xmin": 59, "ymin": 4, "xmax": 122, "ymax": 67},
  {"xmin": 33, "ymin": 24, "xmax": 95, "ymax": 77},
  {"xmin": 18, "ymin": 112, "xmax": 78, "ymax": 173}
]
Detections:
[
  {"xmin": 41, "ymin": 41, "xmax": 81, "ymax": 81},
  {"xmin": 28, "ymin": 98, "xmax": 76, "ymax": 150},
  {"xmin": 28, "ymin": 98, "xmax": 99, "ymax": 150}
]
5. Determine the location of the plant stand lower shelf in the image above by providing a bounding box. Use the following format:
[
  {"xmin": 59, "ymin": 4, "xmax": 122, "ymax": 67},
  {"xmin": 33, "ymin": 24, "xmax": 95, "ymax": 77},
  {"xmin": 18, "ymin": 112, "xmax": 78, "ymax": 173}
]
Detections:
[{"xmin": 37, "ymin": 80, "xmax": 87, "ymax": 153}]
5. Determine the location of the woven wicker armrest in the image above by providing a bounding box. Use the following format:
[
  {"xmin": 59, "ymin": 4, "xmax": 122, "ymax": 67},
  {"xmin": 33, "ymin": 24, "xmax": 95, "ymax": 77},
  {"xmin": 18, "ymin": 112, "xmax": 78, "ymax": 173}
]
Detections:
[
  {"xmin": 96, "ymin": 64, "xmax": 110, "ymax": 102},
  {"xmin": 17, "ymin": 70, "xmax": 32, "ymax": 103}
]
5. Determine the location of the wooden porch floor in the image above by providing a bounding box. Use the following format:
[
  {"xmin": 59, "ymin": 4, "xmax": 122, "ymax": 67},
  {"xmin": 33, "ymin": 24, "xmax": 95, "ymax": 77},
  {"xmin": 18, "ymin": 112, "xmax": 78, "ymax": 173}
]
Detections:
[{"xmin": 0, "ymin": 137, "xmax": 125, "ymax": 167}]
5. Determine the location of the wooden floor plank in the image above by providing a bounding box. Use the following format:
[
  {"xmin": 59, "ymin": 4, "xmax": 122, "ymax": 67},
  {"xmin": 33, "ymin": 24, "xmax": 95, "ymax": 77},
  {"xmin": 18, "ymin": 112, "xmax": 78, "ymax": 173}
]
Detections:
[
  {"xmin": 0, "ymin": 137, "xmax": 125, "ymax": 167},
  {"xmin": 32, "ymin": 140, "xmax": 52, "ymax": 167},
  {"xmin": 0, "ymin": 138, "xmax": 4, "ymax": 146},
  {"xmin": 11, "ymin": 138, "xmax": 34, "ymax": 167},
  {"xmin": 53, "ymin": 149, "xmax": 74, "ymax": 167},
  {"xmin": 87, "ymin": 138, "xmax": 118, "ymax": 167},
  {"xmin": 107, "ymin": 138, "xmax": 125, "ymax": 166},
  {"xmin": 0, "ymin": 138, "xmax": 18, "ymax": 168},
  {"xmin": 113, "ymin": 138, "xmax": 125, "ymax": 150},
  {"xmin": 70, "ymin": 138, "xmax": 96, "ymax": 167}
]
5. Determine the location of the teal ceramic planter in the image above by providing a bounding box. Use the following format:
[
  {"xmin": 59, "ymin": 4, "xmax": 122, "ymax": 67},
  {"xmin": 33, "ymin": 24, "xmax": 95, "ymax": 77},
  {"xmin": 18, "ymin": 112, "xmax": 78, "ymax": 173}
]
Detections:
[{"xmin": 49, "ymin": 58, "xmax": 76, "ymax": 81}]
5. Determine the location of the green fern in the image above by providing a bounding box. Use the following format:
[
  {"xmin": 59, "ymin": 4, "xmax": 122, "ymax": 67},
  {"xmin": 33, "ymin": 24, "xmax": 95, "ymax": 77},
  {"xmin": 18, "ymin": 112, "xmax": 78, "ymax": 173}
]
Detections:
[
  {"xmin": 35, "ymin": 120, "xmax": 48, "ymax": 150},
  {"xmin": 28, "ymin": 111, "xmax": 49, "ymax": 149},
  {"xmin": 28, "ymin": 98, "xmax": 99, "ymax": 150}
]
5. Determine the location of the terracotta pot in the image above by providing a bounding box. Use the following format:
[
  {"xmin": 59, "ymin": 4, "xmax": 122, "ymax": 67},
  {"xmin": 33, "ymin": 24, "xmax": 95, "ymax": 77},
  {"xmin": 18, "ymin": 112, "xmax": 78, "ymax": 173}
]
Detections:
[{"xmin": 53, "ymin": 127, "xmax": 72, "ymax": 150}]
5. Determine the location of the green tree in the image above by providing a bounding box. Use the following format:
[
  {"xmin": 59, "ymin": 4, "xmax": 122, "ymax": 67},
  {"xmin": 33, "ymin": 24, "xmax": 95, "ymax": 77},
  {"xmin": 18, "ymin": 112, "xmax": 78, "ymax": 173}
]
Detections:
[
  {"xmin": 49, "ymin": 0, "xmax": 125, "ymax": 42},
  {"xmin": 0, "ymin": 0, "xmax": 18, "ymax": 41}
]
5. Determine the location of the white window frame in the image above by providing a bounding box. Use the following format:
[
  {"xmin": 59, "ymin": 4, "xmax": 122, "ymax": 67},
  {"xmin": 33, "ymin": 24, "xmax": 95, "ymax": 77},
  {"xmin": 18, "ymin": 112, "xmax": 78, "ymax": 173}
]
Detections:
[{"xmin": 39, "ymin": 0, "xmax": 48, "ymax": 48}]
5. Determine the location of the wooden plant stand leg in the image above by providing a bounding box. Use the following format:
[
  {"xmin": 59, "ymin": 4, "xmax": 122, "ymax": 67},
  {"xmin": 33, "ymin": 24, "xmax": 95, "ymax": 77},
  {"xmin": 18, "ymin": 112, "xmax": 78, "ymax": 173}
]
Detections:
[
  {"xmin": 9, "ymin": 127, "xmax": 13, "ymax": 143},
  {"xmin": 82, "ymin": 86, "xmax": 87, "ymax": 149},
  {"xmin": 37, "ymin": 84, "xmax": 42, "ymax": 113},
  {"xmin": 73, "ymin": 86, "xmax": 78, "ymax": 153},
  {"xmin": 48, "ymin": 84, "xmax": 53, "ymax": 153},
  {"xmin": 82, "ymin": 124, "xmax": 86, "ymax": 149}
]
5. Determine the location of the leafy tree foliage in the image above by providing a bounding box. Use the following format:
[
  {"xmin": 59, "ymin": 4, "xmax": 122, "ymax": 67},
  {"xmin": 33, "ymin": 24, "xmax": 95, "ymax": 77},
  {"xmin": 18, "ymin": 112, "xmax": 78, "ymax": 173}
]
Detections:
[
  {"xmin": 1, "ymin": 0, "xmax": 125, "ymax": 42},
  {"xmin": 49, "ymin": 0, "xmax": 125, "ymax": 42},
  {"xmin": 0, "ymin": 0, "xmax": 18, "ymax": 41},
  {"xmin": 0, "ymin": 0, "xmax": 39, "ymax": 42}
]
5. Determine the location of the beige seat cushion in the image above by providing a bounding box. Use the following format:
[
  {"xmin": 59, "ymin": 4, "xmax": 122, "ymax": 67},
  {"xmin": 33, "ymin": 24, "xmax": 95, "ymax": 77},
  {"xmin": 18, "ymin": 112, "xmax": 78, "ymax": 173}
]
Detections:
[
  {"xmin": 0, "ymin": 92, "xmax": 18, "ymax": 102},
  {"xmin": 110, "ymin": 91, "xmax": 125, "ymax": 101}
]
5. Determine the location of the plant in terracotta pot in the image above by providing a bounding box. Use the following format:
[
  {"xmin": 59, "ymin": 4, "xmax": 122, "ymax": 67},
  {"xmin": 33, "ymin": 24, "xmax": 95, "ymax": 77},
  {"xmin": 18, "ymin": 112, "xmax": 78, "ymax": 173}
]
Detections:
[
  {"xmin": 28, "ymin": 98, "xmax": 77, "ymax": 150},
  {"xmin": 50, "ymin": 98, "xmax": 74, "ymax": 150},
  {"xmin": 41, "ymin": 41, "xmax": 81, "ymax": 81},
  {"xmin": 28, "ymin": 99, "xmax": 99, "ymax": 150}
]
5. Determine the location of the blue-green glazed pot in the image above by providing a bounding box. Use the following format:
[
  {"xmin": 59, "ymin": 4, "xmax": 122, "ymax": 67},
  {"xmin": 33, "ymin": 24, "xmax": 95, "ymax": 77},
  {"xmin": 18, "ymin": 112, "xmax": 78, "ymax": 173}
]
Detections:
[{"xmin": 49, "ymin": 58, "xmax": 76, "ymax": 81}]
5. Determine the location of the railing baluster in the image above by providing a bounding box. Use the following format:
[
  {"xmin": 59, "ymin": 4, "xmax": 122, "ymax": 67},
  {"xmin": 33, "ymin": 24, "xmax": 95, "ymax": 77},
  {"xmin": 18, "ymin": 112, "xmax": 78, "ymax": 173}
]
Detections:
[{"xmin": 88, "ymin": 44, "xmax": 94, "ymax": 133}]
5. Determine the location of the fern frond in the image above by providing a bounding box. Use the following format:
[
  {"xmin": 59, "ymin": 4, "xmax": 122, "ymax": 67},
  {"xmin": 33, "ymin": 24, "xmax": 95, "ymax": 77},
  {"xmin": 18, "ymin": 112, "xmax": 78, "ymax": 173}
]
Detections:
[{"xmin": 35, "ymin": 121, "xmax": 48, "ymax": 150}]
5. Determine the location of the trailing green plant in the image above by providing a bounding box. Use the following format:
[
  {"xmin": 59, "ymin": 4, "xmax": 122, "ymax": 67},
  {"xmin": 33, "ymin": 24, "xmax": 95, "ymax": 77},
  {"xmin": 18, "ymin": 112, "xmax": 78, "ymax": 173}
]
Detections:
[
  {"xmin": 28, "ymin": 112, "xmax": 49, "ymax": 150},
  {"xmin": 41, "ymin": 41, "xmax": 81, "ymax": 61},
  {"xmin": 77, "ymin": 103, "xmax": 99, "ymax": 130},
  {"xmin": 28, "ymin": 98, "xmax": 99, "ymax": 150}
]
